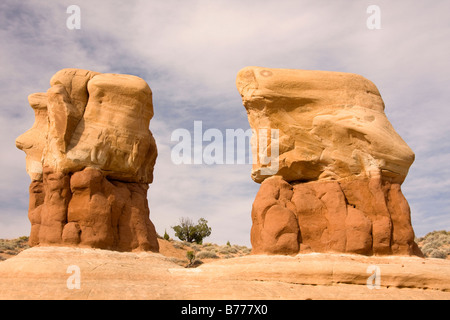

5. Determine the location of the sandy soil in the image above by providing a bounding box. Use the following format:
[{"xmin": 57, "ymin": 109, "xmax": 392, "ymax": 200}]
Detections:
[{"xmin": 0, "ymin": 245, "xmax": 448, "ymax": 300}]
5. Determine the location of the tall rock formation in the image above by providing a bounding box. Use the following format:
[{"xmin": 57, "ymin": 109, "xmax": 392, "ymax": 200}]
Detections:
[
  {"xmin": 237, "ymin": 66, "xmax": 422, "ymax": 256},
  {"xmin": 16, "ymin": 68, "xmax": 159, "ymax": 252}
]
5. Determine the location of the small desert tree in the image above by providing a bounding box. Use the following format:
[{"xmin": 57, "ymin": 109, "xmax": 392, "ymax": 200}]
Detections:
[
  {"xmin": 163, "ymin": 230, "xmax": 170, "ymax": 241},
  {"xmin": 172, "ymin": 217, "xmax": 212, "ymax": 244},
  {"xmin": 186, "ymin": 251, "xmax": 195, "ymax": 265}
]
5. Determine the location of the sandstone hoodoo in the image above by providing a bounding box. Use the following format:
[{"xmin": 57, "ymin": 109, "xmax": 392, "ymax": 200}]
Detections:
[
  {"xmin": 16, "ymin": 68, "xmax": 159, "ymax": 252},
  {"xmin": 236, "ymin": 66, "xmax": 422, "ymax": 256}
]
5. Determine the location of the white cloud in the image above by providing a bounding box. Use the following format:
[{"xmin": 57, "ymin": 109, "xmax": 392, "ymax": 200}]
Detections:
[{"xmin": 1, "ymin": 0, "xmax": 449, "ymax": 244}]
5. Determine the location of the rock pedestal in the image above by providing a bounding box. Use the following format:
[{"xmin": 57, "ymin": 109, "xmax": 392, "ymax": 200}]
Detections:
[
  {"xmin": 237, "ymin": 66, "xmax": 422, "ymax": 256},
  {"xmin": 17, "ymin": 68, "xmax": 158, "ymax": 252}
]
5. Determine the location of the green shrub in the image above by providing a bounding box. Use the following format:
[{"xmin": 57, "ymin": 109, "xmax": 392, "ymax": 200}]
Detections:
[
  {"xmin": 163, "ymin": 230, "xmax": 170, "ymax": 241},
  {"xmin": 172, "ymin": 217, "xmax": 212, "ymax": 244},
  {"xmin": 429, "ymin": 249, "xmax": 447, "ymax": 259},
  {"xmin": 186, "ymin": 251, "xmax": 195, "ymax": 265}
]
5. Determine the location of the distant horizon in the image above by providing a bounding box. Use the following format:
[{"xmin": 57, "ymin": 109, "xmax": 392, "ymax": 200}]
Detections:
[{"xmin": 1, "ymin": 228, "xmax": 449, "ymax": 243}]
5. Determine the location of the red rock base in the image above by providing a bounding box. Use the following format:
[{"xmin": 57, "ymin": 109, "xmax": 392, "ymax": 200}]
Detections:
[
  {"xmin": 251, "ymin": 176, "xmax": 422, "ymax": 256},
  {"xmin": 28, "ymin": 167, "xmax": 159, "ymax": 252}
]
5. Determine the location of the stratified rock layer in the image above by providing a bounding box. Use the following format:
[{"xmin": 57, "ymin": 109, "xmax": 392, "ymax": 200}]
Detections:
[
  {"xmin": 237, "ymin": 66, "xmax": 421, "ymax": 256},
  {"xmin": 237, "ymin": 66, "xmax": 415, "ymax": 184},
  {"xmin": 17, "ymin": 68, "xmax": 158, "ymax": 252}
]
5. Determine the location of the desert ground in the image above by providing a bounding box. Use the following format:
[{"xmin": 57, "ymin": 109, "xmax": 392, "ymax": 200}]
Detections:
[{"xmin": 0, "ymin": 238, "xmax": 449, "ymax": 300}]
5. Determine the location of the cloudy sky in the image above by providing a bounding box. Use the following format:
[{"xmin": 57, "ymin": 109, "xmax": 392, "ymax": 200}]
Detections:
[{"xmin": 0, "ymin": 0, "xmax": 449, "ymax": 245}]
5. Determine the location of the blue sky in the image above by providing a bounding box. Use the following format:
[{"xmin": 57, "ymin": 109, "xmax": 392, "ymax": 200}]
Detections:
[{"xmin": 0, "ymin": 0, "xmax": 449, "ymax": 245}]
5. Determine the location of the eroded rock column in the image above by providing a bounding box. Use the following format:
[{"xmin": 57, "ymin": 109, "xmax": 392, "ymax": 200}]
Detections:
[
  {"xmin": 237, "ymin": 66, "xmax": 422, "ymax": 256},
  {"xmin": 16, "ymin": 68, "xmax": 159, "ymax": 252}
]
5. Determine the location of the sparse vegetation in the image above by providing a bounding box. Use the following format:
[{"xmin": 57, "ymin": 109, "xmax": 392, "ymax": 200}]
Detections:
[
  {"xmin": 2, "ymin": 230, "xmax": 447, "ymax": 266},
  {"xmin": 163, "ymin": 230, "xmax": 170, "ymax": 241},
  {"xmin": 166, "ymin": 256, "xmax": 186, "ymax": 266},
  {"xmin": 3, "ymin": 230, "xmax": 447, "ymax": 263},
  {"xmin": 185, "ymin": 250, "xmax": 204, "ymax": 268},
  {"xmin": 0, "ymin": 235, "xmax": 252, "ymax": 268},
  {"xmin": 196, "ymin": 250, "xmax": 219, "ymax": 259},
  {"xmin": 186, "ymin": 251, "xmax": 195, "ymax": 264},
  {"xmin": 158, "ymin": 237, "xmax": 251, "ymax": 267},
  {"xmin": 172, "ymin": 242, "xmax": 185, "ymax": 250},
  {"xmin": 417, "ymin": 230, "xmax": 450, "ymax": 259},
  {"xmin": 172, "ymin": 217, "xmax": 212, "ymax": 244},
  {"xmin": 0, "ymin": 236, "xmax": 30, "ymax": 260},
  {"xmin": 218, "ymin": 245, "xmax": 238, "ymax": 255}
]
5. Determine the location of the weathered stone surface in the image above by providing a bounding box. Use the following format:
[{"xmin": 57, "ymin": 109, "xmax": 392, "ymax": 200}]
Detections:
[
  {"xmin": 64, "ymin": 73, "xmax": 157, "ymax": 183},
  {"xmin": 16, "ymin": 68, "xmax": 158, "ymax": 252},
  {"xmin": 236, "ymin": 66, "xmax": 414, "ymax": 184},
  {"xmin": 237, "ymin": 66, "xmax": 421, "ymax": 256},
  {"xmin": 16, "ymin": 68, "xmax": 157, "ymax": 184},
  {"xmin": 15, "ymin": 93, "xmax": 48, "ymax": 182},
  {"xmin": 251, "ymin": 176, "xmax": 421, "ymax": 256}
]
